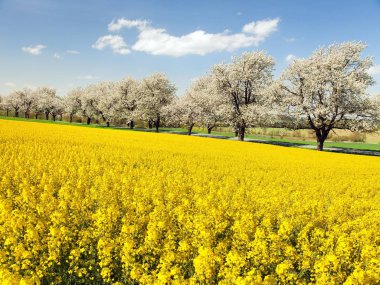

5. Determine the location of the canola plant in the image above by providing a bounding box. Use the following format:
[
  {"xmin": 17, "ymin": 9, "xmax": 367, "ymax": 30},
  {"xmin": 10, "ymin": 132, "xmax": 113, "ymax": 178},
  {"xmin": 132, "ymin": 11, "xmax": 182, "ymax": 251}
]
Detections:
[{"xmin": 0, "ymin": 119, "xmax": 379, "ymax": 285}]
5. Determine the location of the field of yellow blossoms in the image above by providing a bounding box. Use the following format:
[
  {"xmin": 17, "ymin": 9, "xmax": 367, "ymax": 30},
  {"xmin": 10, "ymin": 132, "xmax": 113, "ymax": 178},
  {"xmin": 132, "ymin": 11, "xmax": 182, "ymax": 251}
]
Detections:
[{"xmin": 0, "ymin": 119, "xmax": 379, "ymax": 285}]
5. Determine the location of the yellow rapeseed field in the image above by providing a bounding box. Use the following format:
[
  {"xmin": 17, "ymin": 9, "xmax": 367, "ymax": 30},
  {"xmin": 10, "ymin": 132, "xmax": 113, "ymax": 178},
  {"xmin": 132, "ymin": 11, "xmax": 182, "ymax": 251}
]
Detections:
[{"xmin": 0, "ymin": 119, "xmax": 379, "ymax": 285}]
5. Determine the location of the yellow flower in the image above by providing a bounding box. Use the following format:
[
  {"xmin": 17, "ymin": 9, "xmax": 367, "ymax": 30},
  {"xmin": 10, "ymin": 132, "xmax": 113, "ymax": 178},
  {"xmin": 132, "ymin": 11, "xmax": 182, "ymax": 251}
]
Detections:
[{"xmin": 0, "ymin": 119, "xmax": 379, "ymax": 284}]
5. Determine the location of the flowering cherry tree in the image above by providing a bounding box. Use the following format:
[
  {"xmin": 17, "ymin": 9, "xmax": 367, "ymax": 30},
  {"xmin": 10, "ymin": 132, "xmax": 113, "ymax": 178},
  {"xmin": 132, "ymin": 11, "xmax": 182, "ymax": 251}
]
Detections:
[
  {"xmin": 94, "ymin": 81, "xmax": 120, "ymax": 127},
  {"xmin": 372, "ymin": 93, "xmax": 380, "ymax": 129},
  {"xmin": 138, "ymin": 73, "xmax": 176, "ymax": 132},
  {"xmin": 33, "ymin": 87, "xmax": 58, "ymax": 120},
  {"xmin": 81, "ymin": 84, "xmax": 100, "ymax": 125},
  {"xmin": 118, "ymin": 77, "xmax": 139, "ymax": 129},
  {"xmin": 186, "ymin": 76, "xmax": 224, "ymax": 134},
  {"xmin": 50, "ymin": 96, "xmax": 65, "ymax": 121},
  {"xmin": 14, "ymin": 88, "xmax": 34, "ymax": 118},
  {"xmin": 0, "ymin": 95, "xmax": 4, "ymax": 115},
  {"xmin": 4, "ymin": 92, "xmax": 22, "ymax": 117},
  {"xmin": 211, "ymin": 51, "xmax": 275, "ymax": 140},
  {"xmin": 164, "ymin": 94, "xmax": 202, "ymax": 135},
  {"xmin": 31, "ymin": 90, "xmax": 43, "ymax": 119},
  {"xmin": 64, "ymin": 87, "xmax": 84, "ymax": 123},
  {"xmin": 276, "ymin": 42, "xmax": 376, "ymax": 151}
]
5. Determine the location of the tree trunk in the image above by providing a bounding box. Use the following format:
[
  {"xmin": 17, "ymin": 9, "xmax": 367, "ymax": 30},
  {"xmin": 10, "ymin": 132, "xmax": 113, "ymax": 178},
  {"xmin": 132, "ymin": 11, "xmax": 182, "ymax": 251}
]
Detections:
[
  {"xmin": 315, "ymin": 129, "xmax": 329, "ymax": 151},
  {"xmin": 15, "ymin": 110, "xmax": 19, "ymax": 117},
  {"xmin": 35, "ymin": 113, "xmax": 38, "ymax": 119},
  {"xmin": 87, "ymin": 117, "xmax": 91, "ymax": 125},
  {"xmin": 45, "ymin": 112, "xmax": 49, "ymax": 120},
  {"xmin": 24, "ymin": 111, "xmax": 29, "ymax": 119},
  {"xmin": 155, "ymin": 116, "xmax": 160, "ymax": 132},
  {"xmin": 238, "ymin": 125, "xmax": 245, "ymax": 141},
  {"xmin": 207, "ymin": 123, "xmax": 214, "ymax": 134},
  {"xmin": 188, "ymin": 123, "xmax": 194, "ymax": 135},
  {"xmin": 70, "ymin": 114, "xmax": 73, "ymax": 123},
  {"xmin": 148, "ymin": 119, "xmax": 153, "ymax": 129},
  {"xmin": 317, "ymin": 139, "xmax": 324, "ymax": 151},
  {"xmin": 52, "ymin": 114, "xmax": 56, "ymax": 121},
  {"xmin": 106, "ymin": 121, "xmax": 110, "ymax": 127},
  {"xmin": 6, "ymin": 109, "xmax": 9, "ymax": 116},
  {"xmin": 59, "ymin": 114, "xmax": 63, "ymax": 121},
  {"xmin": 130, "ymin": 120, "xmax": 134, "ymax": 129}
]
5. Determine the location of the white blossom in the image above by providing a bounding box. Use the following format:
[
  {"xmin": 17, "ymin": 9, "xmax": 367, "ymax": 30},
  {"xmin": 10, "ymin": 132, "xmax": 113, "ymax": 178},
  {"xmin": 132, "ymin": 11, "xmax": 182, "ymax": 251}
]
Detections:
[
  {"xmin": 211, "ymin": 51, "xmax": 275, "ymax": 140},
  {"xmin": 95, "ymin": 81, "xmax": 121, "ymax": 126},
  {"xmin": 276, "ymin": 41, "xmax": 376, "ymax": 150},
  {"xmin": 4, "ymin": 91, "xmax": 23, "ymax": 117},
  {"xmin": 117, "ymin": 77, "xmax": 139, "ymax": 127},
  {"xmin": 138, "ymin": 73, "xmax": 176, "ymax": 131},
  {"xmin": 185, "ymin": 76, "xmax": 224, "ymax": 133},
  {"xmin": 163, "ymin": 94, "xmax": 202, "ymax": 135},
  {"xmin": 33, "ymin": 87, "xmax": 58, "ymax": 120},
  {"xmin": 64, "ymin": 87, "xmax": 84, "ymax": 122}
]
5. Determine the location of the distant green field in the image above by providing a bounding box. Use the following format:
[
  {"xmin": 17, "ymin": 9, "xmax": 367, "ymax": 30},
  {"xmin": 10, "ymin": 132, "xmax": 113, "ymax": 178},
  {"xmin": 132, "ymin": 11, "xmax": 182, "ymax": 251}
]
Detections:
[
  {"xmin": 248, "ymin": 136, "xmax": 380, "ymax": 151},
  {"xmin": 1, "ymin": 116, "xmax": 379, "ymax": 151}
]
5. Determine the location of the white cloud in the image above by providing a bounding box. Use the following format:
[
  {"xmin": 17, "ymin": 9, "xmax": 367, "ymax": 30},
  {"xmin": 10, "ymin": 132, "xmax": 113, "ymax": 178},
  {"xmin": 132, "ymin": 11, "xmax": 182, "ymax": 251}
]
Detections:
[
  {"xmin": 285, "ymin": 54, "xmax": 297, "ymax": 63},
  {"xmin": 132, "ymin": 29, "xmax": 261, "ymax": 56},
  {"xmin": 108, "ymin": 18, "xmax": 149, "ymax": 31},
  {"xmin": 77, "ymin": 75, "xmax": 97, "ymax": 80},
  {"xmin": 285, "ymin": 37, "xmax": 296, "ymax": 43},
  {"xmin": 22, "ymin": 44, "xmax": 46, "ymax": 55},
  {"xmin": 97, "ymin": 18, "xmax": 280, "ymax": 57},
  {"xmin": 25, "ymin": 84, "xmax": 37, "ymax": 89},
  {"xmin": 368, "ymin": 65, "xmax": 380, "ymax": 75},
  {"xmin": 53, "ymin": 53, "xmax": 61, "ymax": 59},
  {"xmin": 92, "ymin": 35, "xmax": 130, "ymax": 55},
  {"xmin": 236, "ymin": 12, "xmax": 243, "ymax": 16},
  {"xmin": 242, "ymin": 18, "xmax": 280, "ymax": 37},
  {"xmin": 66, "ymin": 50, "xmax": 80, "ymax": 54},
  {"xmin": 4, "ymin": 82, "xmax": 16, "ymax": 88}
]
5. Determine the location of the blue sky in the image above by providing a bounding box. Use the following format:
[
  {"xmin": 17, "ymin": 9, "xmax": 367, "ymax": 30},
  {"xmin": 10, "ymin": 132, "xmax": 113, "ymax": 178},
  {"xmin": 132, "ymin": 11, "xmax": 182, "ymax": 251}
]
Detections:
[{"xmin": 1, "ymin": 0, "xmax": 380, "ymax": 97}]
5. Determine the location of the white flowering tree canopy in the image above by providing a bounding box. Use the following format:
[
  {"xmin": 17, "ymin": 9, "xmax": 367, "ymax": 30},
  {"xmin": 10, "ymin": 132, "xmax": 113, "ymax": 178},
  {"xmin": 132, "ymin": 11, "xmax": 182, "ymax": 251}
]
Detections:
[
  {"xmin": 50, "ymin": 96, "xmax": 65, "ymax": 121},
  {"xmin": 64, "ymin": 87, "xmax": 84, "ymax": 122},
  {"xmin": 81, "ymin": 84, "xmax": 101, "ymax": 124},
  {"xmin": 4, "ymin": 92, "xmax": 23, "ymax": 117},
  {"xmin": 31, "ymin": 89, "xmax": 44, "ymax": 117},
  {"xmin": 138, "ymin": 73, "xmax": 176, "ymax": 131},
  {"xmin": 163, "ymin": 93, "xmax": 203, "ymax": 135},
  {"xmin": 118, "ymin": 77, "xmax": 139, "ymax": 125},
  {"xmin": 277, "ymin": 41, "xmax": 376, "ymax": 150},
  {"xmin": 211, "ymin": 51, "xmax": 275, "ymax": 140},
  {"xmin": 185, "ymin": 75, "xmax": 225, "ymax": 133},
  {"xmin": 33, "ymin": 87, "xmax": 57, "ymax": 119},
  {"xmin": 13, "ymin": 88, "xmax": 34, "ymax": 118},
  {"xmin": 0, "ymin": 95, "xmax": 6, "ymax": 116},
  {"xmin": 93, "ymin": 81, "xmax": 120, "ymax": 126},
  {"xmin": 372, "ymin": 93, "xmax": 380, "ymax": 128}
]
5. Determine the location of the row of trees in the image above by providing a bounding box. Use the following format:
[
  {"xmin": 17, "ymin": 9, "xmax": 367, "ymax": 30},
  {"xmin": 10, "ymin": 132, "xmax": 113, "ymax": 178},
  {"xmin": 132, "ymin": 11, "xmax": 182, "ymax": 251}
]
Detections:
[
  {"xmin": 0, "ymin": 87, "xmax": 62, "ymax": 120},
  {"xmin": 1, "ymin": 41, "xmax": 379, "ymax": 150},
  {"xmin": 164, "ymin": 41, "xmax": 379, "ymax": 150},
  {"xmin": 0, "ymin": 73, "xmax": 176, "ymax": 131}
]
